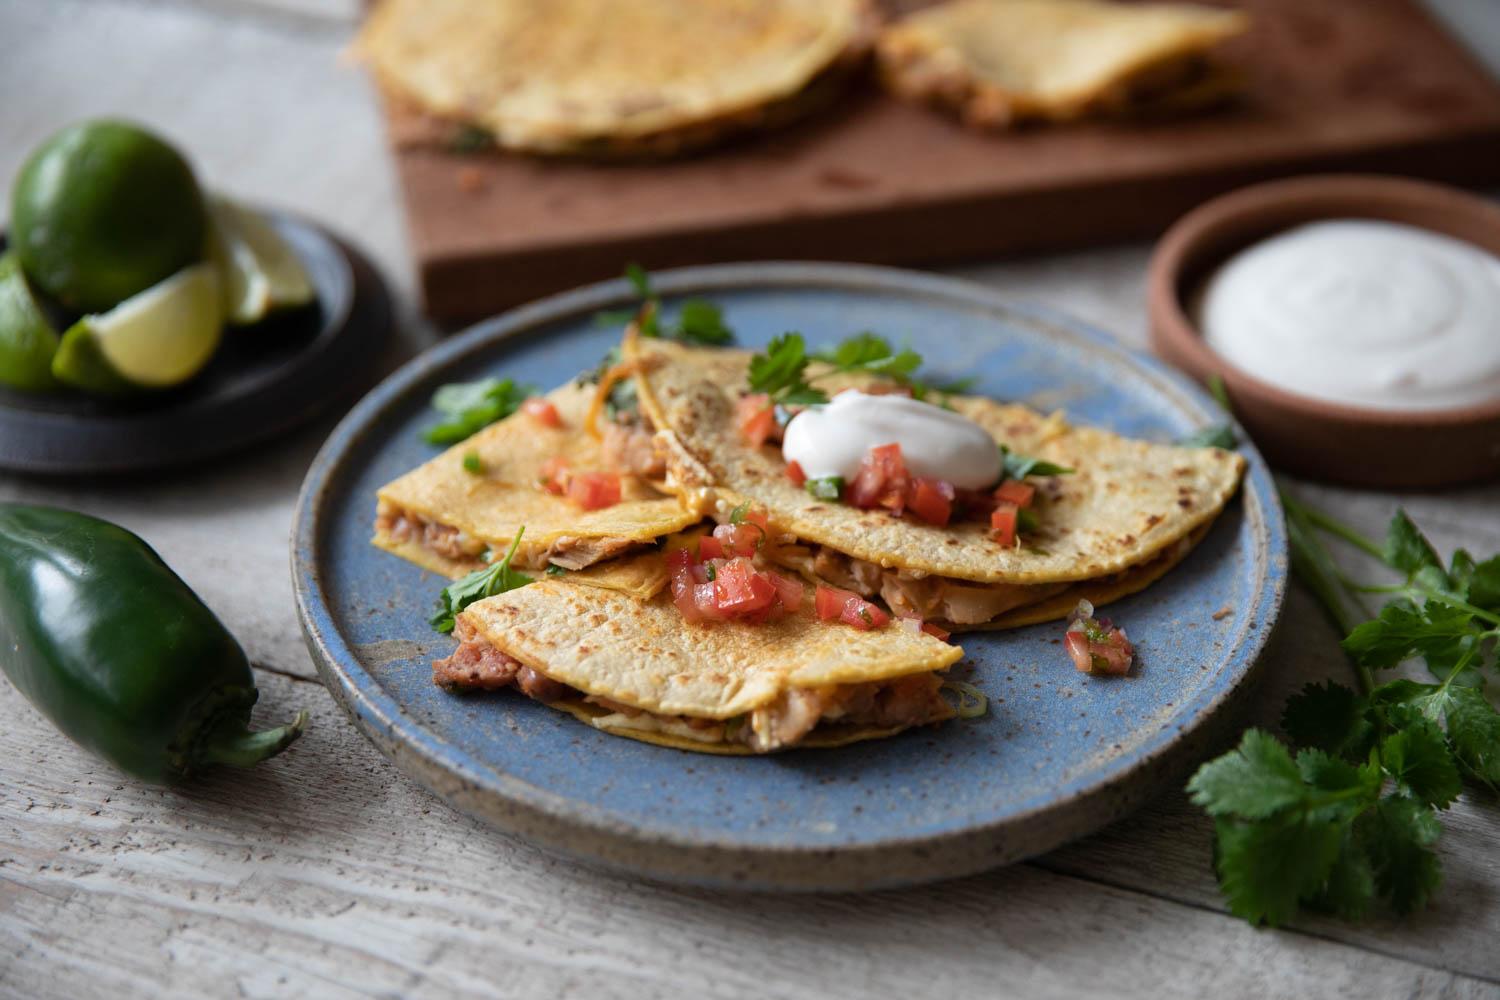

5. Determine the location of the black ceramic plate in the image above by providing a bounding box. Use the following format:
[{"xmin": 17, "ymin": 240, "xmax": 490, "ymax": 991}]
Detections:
[{"xmin": 0, "ymin": 212, "xmax": 390, "ymax": 475}]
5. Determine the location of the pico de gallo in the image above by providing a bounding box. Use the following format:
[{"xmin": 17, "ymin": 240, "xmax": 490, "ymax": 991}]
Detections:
[
  {"xmin": 537, "ymin": 456, "xmax": 622, "ymax": 511},
  {"xmin": 1064, "ymin": 599, "xmax": 1135, "ymax": 676}
]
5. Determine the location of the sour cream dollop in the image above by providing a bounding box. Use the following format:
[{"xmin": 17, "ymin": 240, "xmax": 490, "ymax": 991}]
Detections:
[
  {"xmin": 781, "ymin": 391, "xmax": 1000, "ymax": 488},
  {"xmin": 1196, "ymin": 219, "xmax": 1500, "ymax": 411}
]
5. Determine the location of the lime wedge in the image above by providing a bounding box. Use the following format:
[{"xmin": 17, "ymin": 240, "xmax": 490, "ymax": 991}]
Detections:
[
  {"xmin": 53, "ymin": 264, "xmax": 222, "ymax": 392},
  {"xmin": 0, "ymin": 252, "xmax": 60, "ymax": 391},
  {"xmin": 207, "ymin": 197, "xmax": 314, "ymax": 325}
]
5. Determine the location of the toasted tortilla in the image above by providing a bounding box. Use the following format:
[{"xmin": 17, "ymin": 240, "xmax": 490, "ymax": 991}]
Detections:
[
  {"xmin": 463, "ymin": 574, "xmax": 961, "ymax": 718},
  {"xmin": 374, "ymin": 381, "xmax": 700, "ymax": 576},
  {"xmin": 454, "ymin": 555, "xmax": 962, "ymax": 753},
  {"xmin": 357, "ymin": 0, "xmax": 875, "ymax": 157},
  {"xmin": 626, "ymin": 337, "xmax": 1245, "ymax": 588},
  {"xmin": 876, "ymin": 0, "xmax": 1248, "ymax": 127}
]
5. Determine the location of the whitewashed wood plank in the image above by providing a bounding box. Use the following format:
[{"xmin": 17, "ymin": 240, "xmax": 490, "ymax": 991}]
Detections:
[{"xmin": 1, "ymin": 671, "xmax": 1494, "ymax": 1000}]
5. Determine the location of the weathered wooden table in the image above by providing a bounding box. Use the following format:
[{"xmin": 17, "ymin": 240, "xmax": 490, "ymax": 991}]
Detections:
[{"xmin": 3, "ymin": 2, "xmax": 1499, "ymax": 996}]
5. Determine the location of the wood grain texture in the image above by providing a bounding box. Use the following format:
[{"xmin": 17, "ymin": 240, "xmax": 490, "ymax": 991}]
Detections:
[
  {"xmin": 3, "ymin": 0, "xmax": 1500, "ymax": 996},
  {"xmin": 2, "ymin": 670, "xmax": 1498, "ymax": 1000}
]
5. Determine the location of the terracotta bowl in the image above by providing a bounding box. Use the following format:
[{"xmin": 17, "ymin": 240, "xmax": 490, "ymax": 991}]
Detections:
[{"xmin": 1148, "ymin": 174, "xmax": 1500, "ymax": 490}]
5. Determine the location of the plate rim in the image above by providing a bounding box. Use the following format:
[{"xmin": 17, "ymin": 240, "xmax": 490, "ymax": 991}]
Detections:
[{"xmin": 291, "ymin": 261, "xmax": 1286, "ymax": 890}]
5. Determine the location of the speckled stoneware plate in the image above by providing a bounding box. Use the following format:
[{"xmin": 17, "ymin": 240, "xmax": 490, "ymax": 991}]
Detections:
[
  {"xmin": 292, "ymin": 263, "xmax": 1286, "ymax": 892},
  {"xmin": 0, "ymin": 212, "xmax": 391, "ymax": 475}
]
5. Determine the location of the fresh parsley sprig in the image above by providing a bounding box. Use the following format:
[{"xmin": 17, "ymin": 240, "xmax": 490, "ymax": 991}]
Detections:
[
  {"xmin": 1187, "ymin": 498, "xmax": 1500, "ymax": 926},
  {"xmin": 595, "ymin": 264, "xmax": 734, "ymax": 346},
  {"xmin": 424, "ymin": 377, "xmax": 536, "ymax": 445},
  {"xmin": 430, "ymin": 530, "xmax": 534, "ymax": 634}
]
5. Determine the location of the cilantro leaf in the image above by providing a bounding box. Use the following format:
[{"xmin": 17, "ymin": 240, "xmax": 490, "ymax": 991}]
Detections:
[
  {"xmin": 625, "ymin": 262, "xmax": 652, "ymax": 299},
  {"xmin": 1442, "ymin": 686, "xmax": 1500, "ymax": 787},
  {"xmin": 674, "ymin": 299, "xmax": 734, "ymax": 345},
  {"xmin": 1281, "ymin": 681, "xmax": 1372, "ymax": 761},
  {"xmin": 598, "ymin": 265, "xmax": 734, "ymax": 344},
  {"xmin": 430, "ymin": 530, "xmax": 533, "ymax": 634},
  {"xmin": 424, "ymin": 377, "xmax": 534, "ymax": 445},
  {"xmin": 1308, "ymin": 828, "xmax": 1377, "ymax": 921},
  {"xmin": 1383, "ymin": 509, "xmax": 1444, "ymax": 578},
  {"xmin": 815, "ymin": 332, "xmax": 923, "ymax": 379},
  {"xmin": 1468, "ymin": 555, "xmax": 1500, "ymax": 612},
  {"xmin": 1380, "ymin": 717, "xmax": 1462, "ymax": 808},
  {"xmin": 998, "ymin": 445, "xmax": 1073, "ymax": 480},
  {"xmin": 747, "ymin": 332, "xmax": 828, "ymax": 407},
  {"xmin": 1187, "ymin": 729, "xmax": 1306, "ymax": 819},
  {"xmin": 1178, "ymin": 424, "xmax": 1237, "ymax": 449},
  {"xmin": 462, "ymin": 451, "xmax": 482, "ymax": 474},
  {"xmin": 1340, "ymin": 602, "xmax": 1474, "ymax": 669},
  {"xmin": 1365, "ymin": 795, "xmax": 1443, "ymax": 915},
  {"xmin": 1212, "ymin": 813, "xmax": 1345, "ymax": 927}
]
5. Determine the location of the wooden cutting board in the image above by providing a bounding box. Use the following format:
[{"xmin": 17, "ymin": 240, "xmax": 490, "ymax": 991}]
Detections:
[{"xmin": 378, "ymin": 0, "xmax": 1500, "ymax": 323}]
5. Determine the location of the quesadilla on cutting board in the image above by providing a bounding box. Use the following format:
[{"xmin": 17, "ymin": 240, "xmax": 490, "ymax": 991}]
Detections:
[{"xmin": 358, "ymin": 0, "xmax": 877, "ymax": 157}]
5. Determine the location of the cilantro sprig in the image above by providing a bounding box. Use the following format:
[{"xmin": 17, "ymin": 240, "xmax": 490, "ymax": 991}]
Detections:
[
  {"xmin": 429, "ymin": 530, "xmax": 534, "ymax": 634},
  {"xmin": 1187, "ymin": 498, "xmax": 1500, "ymax": 925},
  {"xmin": 746, "ymin": 330, "xmax": 973, "ymax": 408},
  {"xmin": 595, "ymin": 264, "xmax": 734, "ymax": 345},
  {"xmin": 424, "ymin": 377, "xmax": 536, "ymax": 445}
]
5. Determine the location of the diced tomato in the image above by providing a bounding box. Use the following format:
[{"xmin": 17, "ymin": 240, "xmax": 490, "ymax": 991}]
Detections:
[
  {"xmin": 697, "ymin": 535, "xmax": 725, "ymax": 560},
  {"xmin": 991, "ymin": 502, "xmax": 1018, "ymax": 546},
  {"xmin": 994, "ymin": 479, "xmax": 1036, "ymax": 508},
  {"xmin": 815, "ymin": 583, "xmax": 890, "ymax": 629},
  {"xmin": 815, "ymin": 584, "xmax": 858, "ymax": 622},
  {"xmin": 713, "ymin": 521, "xmax": 763, "ymax": 557},
  {"xmin": 693, "ymin": 582, "xmax": 724, "ymax": 622},
  {"xmin": 567, "ymin": 471, "xmax": 621, "ymax": 510},
  {"xmin": 521, "ymin": 397, "xmax": 562, "ymax": 428},
  {"xmin": 898, "ymin": 613, "xmax": 952, "ymax": 642},
  {"xmin": 538, "ymin": 455, "xmax": 571, "ymax": 495},
  {"xmin": 736, "ymin": 393, "xmax": 777, "ymax": 447},
  {"xmin": 840, "ymin": 595, "xmax": 890, "ymax": 630},
  {"xmin": 848, "ymin": 443, "xmax": 910, "ymax": 513},
  {"xmin": 908, "ymin": 477, "xmax": 955, "ymax": 526},
  {"xmin": 739, "ymin": 504, "xmax": 769, "ymax": 530},
  {"xmin": 714, "ymin": 557, "xmax": 777, "ymax": 615},
  {"xmin": 922, "ymin": 622, "xmax": 951, "ymax": 641},
  {"xmin": 786, "ymin": 460, "xmax": 807, "ymax": 487},
  {"xmin": 1065, "ymin": 624, "xmax": 1135, "ymax": 676},
  {"xmin": 768, "ymin": 572, "xmax": 805, "ymax": 611}
]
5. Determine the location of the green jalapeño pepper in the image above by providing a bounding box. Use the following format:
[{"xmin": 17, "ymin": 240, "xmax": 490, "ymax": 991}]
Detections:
[{"xmin": 0, "ymin": 504, "xmax": 305, "ymax": 782}]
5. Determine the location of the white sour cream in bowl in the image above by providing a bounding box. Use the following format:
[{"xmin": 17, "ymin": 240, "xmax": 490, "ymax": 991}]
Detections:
[{"xmin": 1195, "ymin": 219, "xmax": 1500, "ymax": 411}]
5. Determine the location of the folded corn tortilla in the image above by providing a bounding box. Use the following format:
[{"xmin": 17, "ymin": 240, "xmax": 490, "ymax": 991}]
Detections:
[
  {"xmin": 439, "ymin": 548, "xmax": 962, "ymax": 753},
  {"xmin": 626, "ymin": 336, "xmax": 1244, "ymax": 628},
  {"xmin": 374, "ymin": 380, "xmax": 701, "ymax": 577}
]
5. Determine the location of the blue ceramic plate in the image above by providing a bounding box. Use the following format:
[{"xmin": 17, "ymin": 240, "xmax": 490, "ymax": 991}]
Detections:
[{"xmin": 292, "ymin": 263, "xmax": 1285, "ymax": 891}]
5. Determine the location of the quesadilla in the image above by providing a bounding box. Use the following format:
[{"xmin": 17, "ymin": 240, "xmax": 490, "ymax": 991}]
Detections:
[
  {"xmin": 374, "ymin": 380, "xmax": 701, "ymax": 576},
  {"xmin": 357, "ymin": 0, "xmax": 877, "ymax": 158},
  {"xmin": 432, "ymin": 546, "xmax": 962, "ymax": 753},
  {"xmin": 876, "ymin": 0, "xmax": 1248, "ymax": 128},
  {"xmin": 625, "ymin": 335, "xmax": 1245, "ymax": 630}
]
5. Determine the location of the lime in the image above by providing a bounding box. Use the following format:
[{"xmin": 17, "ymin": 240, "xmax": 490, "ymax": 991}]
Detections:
[
  {"xmin": 0, "ymin": 252, "xmax": 60, "ymax": 391},
  {"xmin": 206, "ymin": 197, "xmax": 314, "ymax": 325},
  {"xmin": 53, "ymin": 264, "xmax": 222, "ymax": 393},
  {"xmin": 10, "ymin": 119, "xmax": 207, "ymax": 313}
]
